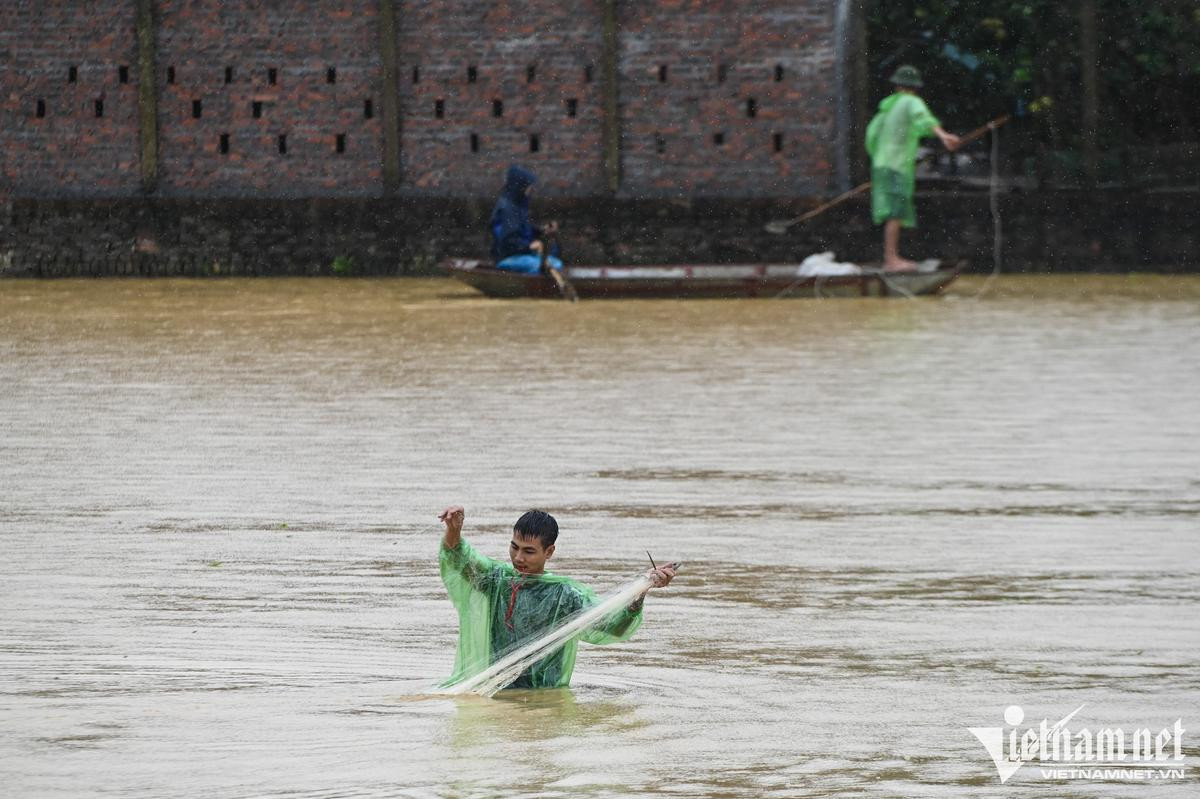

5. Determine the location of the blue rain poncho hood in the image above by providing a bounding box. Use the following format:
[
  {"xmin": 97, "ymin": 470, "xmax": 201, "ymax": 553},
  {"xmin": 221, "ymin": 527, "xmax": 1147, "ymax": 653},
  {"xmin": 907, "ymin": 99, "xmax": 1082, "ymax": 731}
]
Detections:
[
  {"xmin": 502, "ymin": 164, "xmax": 536, "ymax": 205},
  {"xmin": 491, "ymin": 165, "xmax": 540, "ymax": 261}
]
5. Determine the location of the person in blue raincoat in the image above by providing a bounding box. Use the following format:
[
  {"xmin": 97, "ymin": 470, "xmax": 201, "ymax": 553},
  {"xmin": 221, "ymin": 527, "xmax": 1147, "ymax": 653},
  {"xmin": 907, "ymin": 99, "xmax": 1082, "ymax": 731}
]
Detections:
[{"xmin": 490, "ymin": 165, "xmax": 563, "ymax": 273}]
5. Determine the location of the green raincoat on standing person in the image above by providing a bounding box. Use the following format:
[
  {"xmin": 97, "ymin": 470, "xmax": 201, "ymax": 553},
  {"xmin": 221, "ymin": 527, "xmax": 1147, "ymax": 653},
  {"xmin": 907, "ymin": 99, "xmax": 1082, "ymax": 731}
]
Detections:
[
  {"xmin": 865, "ymin": 65, "xmax": 944, "ymax": 228},
  {"xmin": 439, "ymin": 537, "xmax": 643, "ymax": 689}
]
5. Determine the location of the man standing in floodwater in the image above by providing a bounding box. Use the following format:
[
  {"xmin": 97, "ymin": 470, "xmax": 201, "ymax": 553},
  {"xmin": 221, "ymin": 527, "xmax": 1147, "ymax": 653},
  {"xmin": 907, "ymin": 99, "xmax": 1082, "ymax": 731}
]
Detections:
[
  {"xmin": 866, "ymin": 65, "xmax": 961, "ymax": 271},
  {"xmin": 437, "ymin": 505, "xmax": 676, "ymax": 690}
]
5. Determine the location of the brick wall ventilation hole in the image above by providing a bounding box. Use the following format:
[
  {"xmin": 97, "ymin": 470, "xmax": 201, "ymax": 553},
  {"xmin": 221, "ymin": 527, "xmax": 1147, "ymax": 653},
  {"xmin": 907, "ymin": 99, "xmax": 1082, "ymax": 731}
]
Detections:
[
  {"xmin": 775, "ymin": 64, "xmax": 784, "ymax": 82},
  {"xmin": 747, "ymin": 97, "xmax": 757, "ymax": 117},
  {"xmin": 467, "ymin": 65, "xmax": 477, "ymax": 83},
  {"xmin": 225, "ymin": 66, "xmax": 234, "ymax": 84},
  {"xmin": 327, "ymin": 67, "xmax": 336, "ymax": 84},
  {"xmin": 584, "ymin": 64, "xmax": 593, "ymax": 83},
  {"xmin": 434, "ymin": 98, "xmax": 445, "ymax": 118},
  {"xmin": 278, "ymin": 134, "xmax": 287, "ymax": 155},
  {"xmin": 36, "ymin": 99, "xmax": 45, "ymax": 118},
  {"xmin": 492, "ymin": 99, "xmax": 503, "ymax": 117},
  {"xmin": 192, "ymin": 99, "xmax": 202, "ymax": 119},
  {"xmin": 119, "ymin": 65, "xmax": 129, "ymax": 84},
  {"xmin": 529, "ymin": 134, "xmax": 539, "ymax": 153},
  {"xmin": 411, "ymin": 65, "xmax": 420, "ymax": 83},
  {"xmin": 717, "ymin": 64, "xmax": 728, "ymax": 83},
  {"xmin": 566, "ymin": 98, "xmax": 577, "ymax": 117},
  {"xmin": 713, "ymin": 132, "xmax": 724, "ymax": 146},
  {"xmin": 252, "ymin": 101, "xmax": 262, "ymax": 119},
  {"xmin": 268, "ymin": 68, "xmax": 277, "ymax": 85},
  {"xmin": 469, "ymin": 133, "xmax": 479, "ymax": 153},
  {"xmin": 364, "ymin": 99, "xmax": 373, "ymax": 119},
  {"xmin": 335, "ymin": 134, "xmax": 346, "ymax": 154},
  {"xmin": 526, "ymin": 64, "xmax": 536, "ymax": 83},
  {"xmin": 774, "ymin": 132, "xmax": 783, "ymax": 152},
  {"xmin": 94, "ymin": 99, "xmax": 103, "ymax": 118},
  {"xmin": 655, "ymin": 133, "xmax": 666, "ymax": 154},
  {"xmin": 219, "ymin": 133, "xmax": 229, "ymax": 154},
  {"xmin": 167, "ymin": 66, "xmax": 175, "ymax": 84},
  {"xmin": 658, "ymin": 64, "xmax": 668, "ymax": 82},
  {"xmin": 68, "ymin": 65, "xmax": 77, "ymax": 83}
]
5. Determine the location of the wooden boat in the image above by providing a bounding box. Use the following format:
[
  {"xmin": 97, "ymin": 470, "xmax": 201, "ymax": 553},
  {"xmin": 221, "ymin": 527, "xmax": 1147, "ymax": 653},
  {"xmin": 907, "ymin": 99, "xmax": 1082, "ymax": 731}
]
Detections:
[{"xmin": 442, "ymin": 258, "xmax": 962, "ymax": 299}]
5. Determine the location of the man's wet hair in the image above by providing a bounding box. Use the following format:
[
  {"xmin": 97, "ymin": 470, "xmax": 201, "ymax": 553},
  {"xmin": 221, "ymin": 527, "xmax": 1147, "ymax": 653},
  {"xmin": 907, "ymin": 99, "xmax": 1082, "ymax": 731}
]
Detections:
[{"xmin": 513, "ymin": 509, "xmax": 558, "ymax": 549}]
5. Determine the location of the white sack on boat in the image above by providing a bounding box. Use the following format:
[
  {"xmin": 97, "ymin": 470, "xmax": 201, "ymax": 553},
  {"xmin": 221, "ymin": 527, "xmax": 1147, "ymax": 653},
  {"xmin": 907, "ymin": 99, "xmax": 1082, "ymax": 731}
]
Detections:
[{"xmin": 797, "ymin": 252, "xmax": 862, "ymax": 277}]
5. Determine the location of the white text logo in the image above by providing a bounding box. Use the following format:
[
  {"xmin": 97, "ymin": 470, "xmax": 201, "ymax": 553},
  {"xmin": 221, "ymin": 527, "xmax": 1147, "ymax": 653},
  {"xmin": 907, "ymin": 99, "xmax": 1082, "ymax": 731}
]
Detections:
[{"xmin": 969, "ymin": 705, "xmax": 1187, "ymax": 783}]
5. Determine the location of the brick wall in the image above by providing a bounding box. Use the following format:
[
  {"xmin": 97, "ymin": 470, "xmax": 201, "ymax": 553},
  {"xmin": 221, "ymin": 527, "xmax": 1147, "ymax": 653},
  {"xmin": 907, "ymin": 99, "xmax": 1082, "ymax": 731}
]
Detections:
[
  {"xmin": 0, "ymin": 0, "xmax": 142, "ymax": 199},
  {"xmin": 398, "ymin": 0, "xmax": 608, "ymax": 196},
  {"xmin": 618, "ymin": 0, "xmax": 839, "ymax": 197},
  {"xmin": 154, "ymin": 0, "xmax": 384, "ymax": 197},
  {"xmin": 3, "ymin": 3, "xmax": 1194, "ymax": 276},
  {"xmin": 0, "ymin": 0, "xmax": 844, "ymax": 201}
]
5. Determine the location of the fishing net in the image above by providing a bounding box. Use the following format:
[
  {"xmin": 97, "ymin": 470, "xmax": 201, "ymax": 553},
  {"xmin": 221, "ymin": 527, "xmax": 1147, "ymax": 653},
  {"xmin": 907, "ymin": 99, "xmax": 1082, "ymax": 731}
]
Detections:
[
  {"xmin": 438, "ymin": 538, "xmax": 653, "ymax": 697},
  {"xmin": 447, "ymin": 573, "xmax": 655, "ymax": 698}
]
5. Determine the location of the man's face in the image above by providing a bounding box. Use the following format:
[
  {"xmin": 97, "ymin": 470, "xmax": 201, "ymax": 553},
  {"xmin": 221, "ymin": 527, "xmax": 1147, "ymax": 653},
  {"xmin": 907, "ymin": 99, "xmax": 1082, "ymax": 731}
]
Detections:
[{"xmin": 510, "ymin": 532, "xmax": 553, "ymax": 575}]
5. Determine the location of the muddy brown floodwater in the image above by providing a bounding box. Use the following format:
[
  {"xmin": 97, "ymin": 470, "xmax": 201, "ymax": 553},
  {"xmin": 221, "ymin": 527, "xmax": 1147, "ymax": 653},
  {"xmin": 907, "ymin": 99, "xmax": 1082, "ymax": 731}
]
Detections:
[{"xmin": 1, "ymin": 275, "xmax": 1198, "ymax": 798}]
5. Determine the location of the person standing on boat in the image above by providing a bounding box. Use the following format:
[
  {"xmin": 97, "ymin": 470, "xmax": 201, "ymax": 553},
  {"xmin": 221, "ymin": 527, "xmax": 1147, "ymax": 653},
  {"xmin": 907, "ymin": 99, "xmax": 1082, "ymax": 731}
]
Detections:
[
  {"xmin": 865, "ymin": 65, "xmax": 961, "ymax": 271},
  {"xmin": 489, "ymin": 165, "xmax": 562, "ymax": 273}
]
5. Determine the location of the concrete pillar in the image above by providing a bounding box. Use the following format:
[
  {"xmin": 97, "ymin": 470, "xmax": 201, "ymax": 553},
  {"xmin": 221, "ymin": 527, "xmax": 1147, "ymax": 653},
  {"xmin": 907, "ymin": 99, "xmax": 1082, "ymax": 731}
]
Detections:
[
  {"xmin": 1079, "ymin": 0, "xmax": 1099, "ymax": 184},
  {"xmin": 135, "ymin": 0, "xmax": 158, "ymax": 194},
  {"xmin": 848, "ymin": 0, "xmax": 870, "ymax": 185},
  {"xmin": 601, "ymin": 0, "xmax": 621, "ymax": 194},
  {"xmin": 379, "ymin": 0, "xmax": 402, "ymax": 194}
]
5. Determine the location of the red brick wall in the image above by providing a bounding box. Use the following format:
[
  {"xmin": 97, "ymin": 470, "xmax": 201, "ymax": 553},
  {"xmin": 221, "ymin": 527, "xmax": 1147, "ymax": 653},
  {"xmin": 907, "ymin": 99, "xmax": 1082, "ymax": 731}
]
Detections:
[
  {"xmin": 0, "ymin": 1, "xmax": 142, "ymax": 198},
  {"xmin": 0, "ymin": 1, "xmax": 843, "ymax": 200},
  {"xmin": 154, "ymin": 0, "xmax": 384, "ymax": 196},
  {"xmin": 398, "ymin": 0, "xmax": 607, "ymax": 196},
  {"xmin": 619, "ymin": 0, "xmax": 839, "ymax": 197}
]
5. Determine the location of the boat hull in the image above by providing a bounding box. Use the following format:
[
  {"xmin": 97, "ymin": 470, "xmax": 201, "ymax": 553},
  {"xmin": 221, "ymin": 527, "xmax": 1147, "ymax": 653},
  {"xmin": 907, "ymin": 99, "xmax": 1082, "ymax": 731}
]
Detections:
[{"xmin": 442, "ymin": 259, "xmax": 962, "ymax": 299}]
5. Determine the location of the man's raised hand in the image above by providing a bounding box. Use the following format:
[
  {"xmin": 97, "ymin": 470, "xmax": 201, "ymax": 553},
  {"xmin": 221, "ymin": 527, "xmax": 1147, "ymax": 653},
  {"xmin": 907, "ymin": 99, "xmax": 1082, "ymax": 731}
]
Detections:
[
  {"xmin": 647, "ymin": 563, "xmax": 677, "ymax": 589},
  {"xmin": 439, "ymin": 505, "xmax": 465, "ymax": 547}
]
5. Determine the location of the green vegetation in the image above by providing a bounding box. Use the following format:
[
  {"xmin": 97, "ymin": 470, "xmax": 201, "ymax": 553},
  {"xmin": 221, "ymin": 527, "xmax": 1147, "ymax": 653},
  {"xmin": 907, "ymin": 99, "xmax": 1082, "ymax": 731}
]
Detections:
[
  {"xmin": 868, "ymin": 1, "xmax": 1200, "ymax": 180},
  {"xmin": 331, "ymin": 255, "xmax": 355, "ymax": 275}
]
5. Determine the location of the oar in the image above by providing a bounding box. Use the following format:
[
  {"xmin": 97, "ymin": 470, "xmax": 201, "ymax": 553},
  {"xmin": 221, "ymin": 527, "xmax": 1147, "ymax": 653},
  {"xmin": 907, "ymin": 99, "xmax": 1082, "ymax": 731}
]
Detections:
[
  {"xmin": 764, "ymin": 182, "xmax": 871, "ymax": 234},
  {"xmin": 957, "ymin": 114, "xmax": 1012, "ymax": 148},
  {"xmin": 764, "ymin": 114, "xmax": 1011, "ymax": 235},
  {"xmin": 540, "ymin": 232, "xmax": 578, "ymax": 302}
]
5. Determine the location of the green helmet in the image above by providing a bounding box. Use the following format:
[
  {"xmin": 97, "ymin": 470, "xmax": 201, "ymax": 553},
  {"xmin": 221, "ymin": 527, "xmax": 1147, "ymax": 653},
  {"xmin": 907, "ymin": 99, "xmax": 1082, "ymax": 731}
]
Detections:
[{"xmin": 889, "ymin": 64, "xmax": 924, "ymax": 88}]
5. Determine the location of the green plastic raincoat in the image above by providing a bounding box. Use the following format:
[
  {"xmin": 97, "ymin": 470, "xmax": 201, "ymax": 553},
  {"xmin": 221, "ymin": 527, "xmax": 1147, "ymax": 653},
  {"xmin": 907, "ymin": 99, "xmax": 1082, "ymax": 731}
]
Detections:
[
  {"xmin": 865, "ymin": 92, "xmax": 941, "ymax": 227},
  {"xmin": 439, "ymin": 538, "xmax": 643, "ymax": 689}
]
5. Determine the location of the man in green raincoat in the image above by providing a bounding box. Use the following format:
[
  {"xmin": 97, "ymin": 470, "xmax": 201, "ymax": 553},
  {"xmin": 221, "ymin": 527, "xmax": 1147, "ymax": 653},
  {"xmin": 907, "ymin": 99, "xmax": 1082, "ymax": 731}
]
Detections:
[
  {"xmin": 437, "ymin": 505, "xmax": 676, "ymax": 690},
  {"xmin": 865, "ymin": 65, "xmax": 961, "ymax": 271}
]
